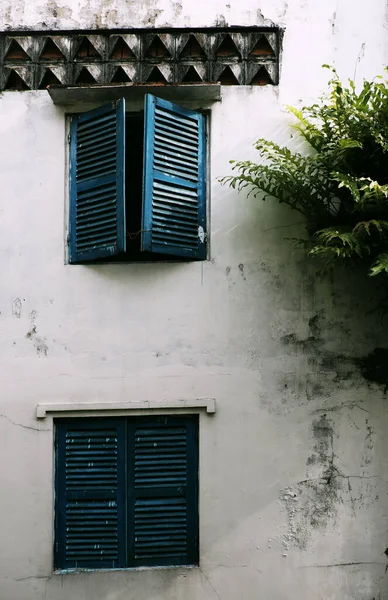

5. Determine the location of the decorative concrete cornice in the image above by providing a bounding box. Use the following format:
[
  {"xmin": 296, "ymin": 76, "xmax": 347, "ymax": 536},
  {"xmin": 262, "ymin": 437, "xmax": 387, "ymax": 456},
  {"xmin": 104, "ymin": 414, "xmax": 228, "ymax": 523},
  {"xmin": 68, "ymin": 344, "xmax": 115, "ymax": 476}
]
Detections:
[{"xmin": 0, "ymin": 27, "xmax": 280, "ymax": 90}]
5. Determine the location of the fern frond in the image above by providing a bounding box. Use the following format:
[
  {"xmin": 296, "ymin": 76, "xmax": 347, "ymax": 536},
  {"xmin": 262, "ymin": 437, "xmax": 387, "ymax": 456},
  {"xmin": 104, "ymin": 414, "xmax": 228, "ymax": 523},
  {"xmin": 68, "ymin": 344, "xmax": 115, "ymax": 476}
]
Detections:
[
  {"xmin": 312, "ymin": 227, "xmax": 367, "ymax": 257},
  {"xmin": 353, "ymin": 220, "xmax": 388, "ymax": 237},
  {"xmin": 331, "ymin": 172, "xmax": 361, "ymax": 203},
  {"xmin": 370, "ymin": 253, "xmax": 388, "ymax": 276},
  {"xmin": 221, "ymin": 66, "xmax": 388, "ymax": 284}
]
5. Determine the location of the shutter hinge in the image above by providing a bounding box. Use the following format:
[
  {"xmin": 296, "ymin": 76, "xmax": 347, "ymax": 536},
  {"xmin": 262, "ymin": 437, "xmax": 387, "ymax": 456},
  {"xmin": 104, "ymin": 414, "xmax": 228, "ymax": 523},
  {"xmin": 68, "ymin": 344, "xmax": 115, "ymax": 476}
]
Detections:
[
  {"xmin": 66, "ymin": 234, "xmax": 70, "ymax": 245},
  {"xmin": 68, "ymin": 132, "xmax": 71, "ymax": 144}
]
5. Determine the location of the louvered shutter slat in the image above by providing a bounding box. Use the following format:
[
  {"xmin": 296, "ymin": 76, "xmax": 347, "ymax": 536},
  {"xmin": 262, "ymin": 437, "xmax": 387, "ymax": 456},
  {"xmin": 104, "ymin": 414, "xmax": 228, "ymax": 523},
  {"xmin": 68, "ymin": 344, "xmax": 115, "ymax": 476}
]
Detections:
[
  {"xmin": 69, "ymin": 100, "xmax": 126, "ymax": 263},
  {"xmin": 142, "ymin": 95, "xmax": 206, "ymax": 259},
  {"xmin": 128, "ymin": 416, "xmax": 199, "ymax": 567},
  {"xmin": 55, "ymin": 420, "xmax": 126, "ymax": 569}
]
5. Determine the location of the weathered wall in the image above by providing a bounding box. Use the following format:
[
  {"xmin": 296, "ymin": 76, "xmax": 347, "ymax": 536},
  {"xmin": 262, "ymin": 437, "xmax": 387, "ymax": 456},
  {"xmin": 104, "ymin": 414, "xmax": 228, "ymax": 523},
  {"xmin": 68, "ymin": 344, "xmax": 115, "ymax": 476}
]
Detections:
[{"xmin": 1, "ymin": 1, "xmax": 388, "ymax": 600}]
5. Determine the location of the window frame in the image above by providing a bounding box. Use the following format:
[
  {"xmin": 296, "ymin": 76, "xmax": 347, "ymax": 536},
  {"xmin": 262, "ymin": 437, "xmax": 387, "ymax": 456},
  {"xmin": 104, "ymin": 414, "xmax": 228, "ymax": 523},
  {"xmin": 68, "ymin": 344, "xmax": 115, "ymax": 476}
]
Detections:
[
  {"xmin": 66, "ymin": 94, "xmax": 209, "ymax": 265},
  {"xmin": 54, "ymin": 414, "xmax": 199, "ymax": 571}
]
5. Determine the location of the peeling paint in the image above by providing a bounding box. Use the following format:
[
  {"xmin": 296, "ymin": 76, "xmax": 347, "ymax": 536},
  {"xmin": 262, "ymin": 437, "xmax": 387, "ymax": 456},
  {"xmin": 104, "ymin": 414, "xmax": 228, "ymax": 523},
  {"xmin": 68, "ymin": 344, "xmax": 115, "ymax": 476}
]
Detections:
[{"xmin": 279, "ymin": 415, "xmax": 342, "ymax": 550}]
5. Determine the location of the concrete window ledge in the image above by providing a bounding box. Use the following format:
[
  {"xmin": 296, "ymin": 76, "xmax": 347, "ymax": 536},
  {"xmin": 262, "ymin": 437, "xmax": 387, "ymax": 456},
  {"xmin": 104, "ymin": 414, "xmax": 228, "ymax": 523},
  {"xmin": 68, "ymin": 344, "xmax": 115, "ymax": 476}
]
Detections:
[
  {"xmin": 54, "ymin": 564, "xmax": 198, "ymax": 575},
  {"xmin": 36, "ymin": 398, "xmax": 216, "ymax": 419},
  {"xmin": 48, "ymin": 83, "xmax": 221, "ymax": 107}
]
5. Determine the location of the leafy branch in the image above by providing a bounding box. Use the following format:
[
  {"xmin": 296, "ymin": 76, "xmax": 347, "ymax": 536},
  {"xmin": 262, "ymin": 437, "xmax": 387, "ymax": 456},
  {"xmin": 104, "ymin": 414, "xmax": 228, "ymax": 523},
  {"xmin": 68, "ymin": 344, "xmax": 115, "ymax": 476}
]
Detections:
[{"xmin": 220, "ymin": 66, "xmax": 388, "ymax": 280}]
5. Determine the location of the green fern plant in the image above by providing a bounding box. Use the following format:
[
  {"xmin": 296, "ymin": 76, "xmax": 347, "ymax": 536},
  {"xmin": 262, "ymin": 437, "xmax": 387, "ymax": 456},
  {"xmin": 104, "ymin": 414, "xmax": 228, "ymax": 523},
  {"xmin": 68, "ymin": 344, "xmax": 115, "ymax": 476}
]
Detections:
[{"xmin": 221, "ymin": 66, "xmax": 388, "ymax": 279}]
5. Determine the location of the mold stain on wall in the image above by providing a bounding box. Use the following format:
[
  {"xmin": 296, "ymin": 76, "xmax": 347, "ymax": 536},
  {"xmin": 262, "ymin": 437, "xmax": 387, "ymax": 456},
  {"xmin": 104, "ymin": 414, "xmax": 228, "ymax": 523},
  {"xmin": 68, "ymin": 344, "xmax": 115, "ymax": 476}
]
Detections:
[
  {"xmin": 25, "ymin": 310, "xmax": 48, "ymax": 357},
  {"xmin": 280, "ymin": 414, "xmax": 341, "ymax": 550}
]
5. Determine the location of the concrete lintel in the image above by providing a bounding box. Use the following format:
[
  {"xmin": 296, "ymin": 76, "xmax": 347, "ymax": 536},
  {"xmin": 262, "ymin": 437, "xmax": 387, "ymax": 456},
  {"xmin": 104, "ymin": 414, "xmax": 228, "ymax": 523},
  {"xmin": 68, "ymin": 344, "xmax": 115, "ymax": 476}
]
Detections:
[
  {"xmin": 47, "ymin": 83, "xmax": 221, "ymax": 106},
  {"xmin": 36, "ymin": 398, "xmax": 216, "ymax": 419}
]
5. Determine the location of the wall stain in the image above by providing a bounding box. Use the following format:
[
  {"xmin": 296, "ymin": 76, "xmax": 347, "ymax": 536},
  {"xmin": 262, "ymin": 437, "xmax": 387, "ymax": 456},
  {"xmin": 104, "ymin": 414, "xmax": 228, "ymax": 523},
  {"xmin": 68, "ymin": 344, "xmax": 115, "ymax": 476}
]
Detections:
[
  {"xmin": 104, "ymin": 9, "xmax": 119, "ymax": 25},
  {"xmin": 147, "ymin": 9, "xmax": 163, "ymax": 26},
  {"xmin": 280, "ymin": 311, "xmax": 388, "ymax": 393},
  {"xmin": 330, "ymin": 11, "xmax": 337, "ymax": 35},
  {"xmin": 279, "ymin": 408, "xmax": 384, "ymax": 551},
  {"xmin": 361, "ymin": 419, "xmax": 375, "ymax": 467},
  {"xmin": 280, "ymin": 415, "xmax": 341, "ymax": 550},
  {"xmin": 12, "ymin": 298, "xmax": 22, "ymax": 318},
  {"xmin": 308, "ymin": 310, "xmax": 324, "ymax": 339},
  {"xmin": 25, "ymin": 311, "xmax": 48, "ymax": 357},
  {"xmin": 359, "ymin": 348, "xmax": 388, "ymax": 391},
  {"xmin": 40, "ymin": 0, "xmax": 73, "ymax": 21},
  {"xmin": 238, "ymin": 263, "xmax": 246, "ymax": 280},
  {"xmin": 258, "ymin": 260, "xmax": 271, "ymax": 273},
  {"xmin": 172, "ymin": 1, "xmax": 182, "ymax": 19},
  {"xmin": 214, "ymin": 14, "xmax": 228, "ymax": 27}
]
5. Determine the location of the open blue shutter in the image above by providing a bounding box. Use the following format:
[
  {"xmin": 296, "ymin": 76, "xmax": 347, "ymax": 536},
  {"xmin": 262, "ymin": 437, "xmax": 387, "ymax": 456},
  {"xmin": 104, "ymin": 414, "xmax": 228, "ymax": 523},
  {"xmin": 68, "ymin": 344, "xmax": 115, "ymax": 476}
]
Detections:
[
  {"xmin": 141, "ymin": 95, "xmax": 206, "ymax": 259},
  {"xmin": 69, "ymin": 100, "xmax": 126, "ymax": 263},
  {"xmin": 128, "ymin": 415, "xmax": 199, "ymax": 567},
  {"xmin": 55, "ymin": 419, "xmax": 126, "ymax": 569}
]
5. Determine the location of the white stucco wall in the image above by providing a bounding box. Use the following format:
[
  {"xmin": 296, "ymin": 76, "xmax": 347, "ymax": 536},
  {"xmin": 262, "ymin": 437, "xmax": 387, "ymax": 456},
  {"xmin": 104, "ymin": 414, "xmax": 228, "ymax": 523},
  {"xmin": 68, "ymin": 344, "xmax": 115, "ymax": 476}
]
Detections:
[{"xmin": 1, "ymin": 1, "xmax": 388, "ymax": 599}]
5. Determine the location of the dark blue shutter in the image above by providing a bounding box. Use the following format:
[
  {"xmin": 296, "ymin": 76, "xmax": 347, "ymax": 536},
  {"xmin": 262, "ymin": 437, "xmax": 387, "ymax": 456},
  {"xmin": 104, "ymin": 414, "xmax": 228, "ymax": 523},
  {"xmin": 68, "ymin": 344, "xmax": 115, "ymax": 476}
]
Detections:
[
  {"xmin": 55, "ymin": 419, "xmax": 126, "ymax": 569},
  {"xmin": 141, "ymin": 94, "xmax": 206, "ymax": 259},
  {"xmin": 69, "ymin": 100, "xmax": 126, "ymax": 263},
  {"xmin": 128, "ymin": 415, "xmax": 199, "ymax": 567}
]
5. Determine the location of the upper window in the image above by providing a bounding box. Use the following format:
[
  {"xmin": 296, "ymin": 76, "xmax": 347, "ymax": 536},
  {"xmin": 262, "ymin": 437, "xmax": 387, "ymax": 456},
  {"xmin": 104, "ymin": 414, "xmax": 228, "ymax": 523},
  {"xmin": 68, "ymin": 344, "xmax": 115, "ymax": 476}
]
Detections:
[
  {"xmin": 54, "ymin": 415, "xmax": 199, "ymax": 570},
  {"xmin": 68, "ymin": 94, "xmax": 207, "ymax": 264}
]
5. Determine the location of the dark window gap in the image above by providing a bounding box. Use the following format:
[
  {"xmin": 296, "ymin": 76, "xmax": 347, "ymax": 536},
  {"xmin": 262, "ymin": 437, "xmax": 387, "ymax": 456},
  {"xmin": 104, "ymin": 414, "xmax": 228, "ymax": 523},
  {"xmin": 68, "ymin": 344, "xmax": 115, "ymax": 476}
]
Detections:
[
  {"xmin": 125, "ymin": 112, "xmax": 144, "ymax": 255},
  {"xmin": 99, "ymin": 112, "xmax": 188, "ymax": 263}
]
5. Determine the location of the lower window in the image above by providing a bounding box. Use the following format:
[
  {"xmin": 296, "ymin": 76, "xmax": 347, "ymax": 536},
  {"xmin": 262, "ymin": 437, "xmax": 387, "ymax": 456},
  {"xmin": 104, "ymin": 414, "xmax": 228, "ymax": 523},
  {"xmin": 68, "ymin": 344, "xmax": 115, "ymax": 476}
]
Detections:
[{"xmin": 54, "ymin": 415, "xmax": 199, "ymax": 569}]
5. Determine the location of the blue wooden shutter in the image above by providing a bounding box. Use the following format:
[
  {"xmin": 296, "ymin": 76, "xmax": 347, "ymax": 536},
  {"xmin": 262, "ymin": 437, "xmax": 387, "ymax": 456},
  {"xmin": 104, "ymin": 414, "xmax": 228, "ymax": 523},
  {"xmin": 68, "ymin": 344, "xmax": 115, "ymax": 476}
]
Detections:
[
  {"xmin": 69, "ymin": 100, "xmax": 126, "ymax": 263},
  {"xmin": 128, "ymin": 415, "xmax": 199, "ymax": 567},
  {"xmin": 141, "ymin": 94, "xmax": 206, "ymax": 259},
  {"xmin": 55, "ymin": 419, "xmax": 126, "ymax": 569}
]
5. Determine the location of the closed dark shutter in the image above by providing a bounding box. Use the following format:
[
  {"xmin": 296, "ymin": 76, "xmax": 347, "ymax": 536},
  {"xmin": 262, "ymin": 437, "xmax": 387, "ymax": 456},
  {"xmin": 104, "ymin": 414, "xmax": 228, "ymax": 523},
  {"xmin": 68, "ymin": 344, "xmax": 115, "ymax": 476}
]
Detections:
[
  {"xmin": 55, "ymin": 416, "xmax": 199, "ymax": 570},
  {"xmin": 127, "ymin": 415, "xmax": 199, "ymax": 567},
  {"xmin": 69, "ymin": 99, "xmax": 126, "ymax": 263},
  {"xmin": 55, "ymin": 419, "xmax": 126, "ymax": 569},
  {"xmin": 141, "ymin": 94, "xmax": 207, "ymax": 259}
]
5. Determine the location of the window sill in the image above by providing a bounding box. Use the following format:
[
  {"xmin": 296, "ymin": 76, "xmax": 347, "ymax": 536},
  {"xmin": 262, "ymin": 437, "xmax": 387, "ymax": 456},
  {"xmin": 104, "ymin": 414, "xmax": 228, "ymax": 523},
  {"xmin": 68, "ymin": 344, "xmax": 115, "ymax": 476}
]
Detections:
[
  {"xmin": 36, "ymin": 398, "xmax": 216, "ymax": 419},
  {"xmin": 54, "ymin": 565, "xmax": 199, "ymax": 575}
]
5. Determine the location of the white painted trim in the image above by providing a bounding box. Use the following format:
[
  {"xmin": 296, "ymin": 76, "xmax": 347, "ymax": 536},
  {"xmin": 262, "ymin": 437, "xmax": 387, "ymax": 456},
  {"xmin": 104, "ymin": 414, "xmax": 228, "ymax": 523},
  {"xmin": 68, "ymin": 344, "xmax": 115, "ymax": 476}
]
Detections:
[{"xmin": 36, "ymin": 398, "xmax": 216, "ymax": 419}]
